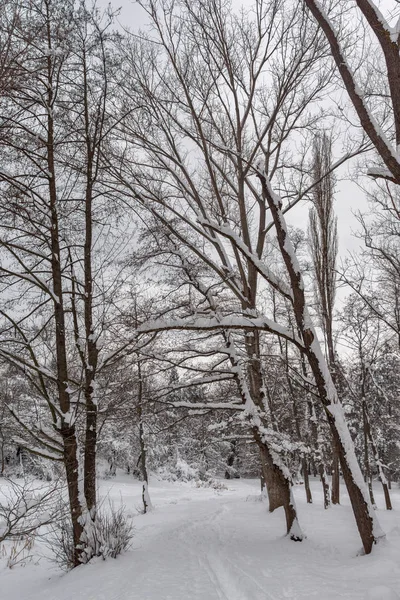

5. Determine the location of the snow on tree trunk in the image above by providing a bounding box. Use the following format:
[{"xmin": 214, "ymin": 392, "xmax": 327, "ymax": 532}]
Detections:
[
  {"xmin": 259, "ymin": 172, "xmax": 384, "ymax": 554},
  {"xmin": 257, "ymin": 437, "xmax": 301, "ymax": 539}
]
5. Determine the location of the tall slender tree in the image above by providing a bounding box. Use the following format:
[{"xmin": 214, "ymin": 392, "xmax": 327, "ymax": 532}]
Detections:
[{"xmin": 308, "ymin": 132, "xmax": 339, "ymax": 504}]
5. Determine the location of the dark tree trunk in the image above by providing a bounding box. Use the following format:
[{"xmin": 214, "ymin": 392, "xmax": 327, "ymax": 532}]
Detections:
[
  {"xmin": 257, "ymin": 438, "xmax": 300, "ymax": 539},
  {"xmin": 46, "ymin": 12, "xmax": 85, "ymax": 563},
  {"xmin": 62, "ymin": 425, "xmax": 84, "ymax": 567},
  {"xmin": 225, "ymin": 440, "xmax": 237, "ymax": 479},
  {"xmin": 84, "ymin": 397, "xmax": 97, "ymax": 513},
  {"xmin": 319, "ymin": 463, "xmax": 331, "ymax": 509},
  {"xmin": 329, "ymin": 418, "xmax": 376, "ymax": 554},
  {"xmin": 0, "ymin": 432, "xmax": 4, "ymax": 476},
  {"xmin": 383, "ymin": 483, "xmax": 392, "ymax": 511},
  {"xmin": 303, "ymin": 458, "xmax": 312, "ymax": 504},
  {"xmin": 331, "ymin": 444, "xmax": 340, "ymax": 504},
  {"xmin": 260, "ymin": 171, "xmax": 382, "ymax": 554}
]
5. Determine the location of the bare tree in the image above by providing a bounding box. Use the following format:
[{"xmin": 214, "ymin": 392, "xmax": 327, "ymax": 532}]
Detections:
[
  {"xmin": 304, "ymin": 1, "xmax": 400, "ymax": 512},
  {"xmin": 108, "ymin": 0, "xmax": 338, "ymax": 540},
  {"xmin": 304, "ymin": 0, "xmax": 400, "ymax": 184},
  {"xmin": 308, "ymin": 132, "xmax": 339, "ymax": 505},
  {"xmin": 0, "ymin": 0, "xmax": 123, "ymax": 566},
  {"xmin": 108, "ymin": 0, "xmax": 383, "ymax": 552},
  {"xmin": 340, "ymin": 296, "xmax": 393, "ymax": 510}
]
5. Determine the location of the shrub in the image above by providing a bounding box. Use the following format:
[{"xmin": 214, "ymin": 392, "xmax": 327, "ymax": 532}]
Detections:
[{"xmin": 49, "ymin": 499, "xmax": 134, "ymax": 570}]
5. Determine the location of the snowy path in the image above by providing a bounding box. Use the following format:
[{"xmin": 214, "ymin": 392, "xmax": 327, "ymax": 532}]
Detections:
[{"xmin": 2, "ymin": 477, "xmax": 400, "ymax": 599}]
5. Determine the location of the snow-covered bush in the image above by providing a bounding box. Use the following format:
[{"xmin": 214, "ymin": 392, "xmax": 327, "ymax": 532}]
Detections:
[
  {"xmin": 194, "ymin": 478, "xmax": 228, "ymax": 491},
  {"xmin": 50, "ymin": 499, "xmax": 134, "ymax": 570},
  {"xmin": 81, "ymin": 502, "xmax": 134, "ymax": 562},
  {"xmin": 173, "ymin": 456, "xmax": 200, "ymax": 481}
]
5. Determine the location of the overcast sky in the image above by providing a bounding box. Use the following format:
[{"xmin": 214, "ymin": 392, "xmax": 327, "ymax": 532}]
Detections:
[{"xmin": 102, "ymin": 0, "xmax": 392, "ymax": 264}]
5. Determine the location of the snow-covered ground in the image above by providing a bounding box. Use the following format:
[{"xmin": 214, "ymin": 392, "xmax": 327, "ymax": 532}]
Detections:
[{"xmin": 1, "ymin": 475, "xmax": 400, "ymax": 599}]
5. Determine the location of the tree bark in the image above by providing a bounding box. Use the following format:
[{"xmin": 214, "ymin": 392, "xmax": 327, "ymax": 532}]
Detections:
[
  {"xmin": 137, "ymin": 358, "xmax": 152, "ymax": 513},
  {"xmin": 303, "ymin": 458, "xmax": 312, "ymax": 504},
  {"xmin": 319, "ymin": 463, "xmax": 331, "ymax": 510},
  {"xmin": 62, "ymin": 425, "xmax": 84, "ymax": 567},
  {"xmin": 257, "ymin": 437, "xmax": 300, "ymax": 539},
  {"xmin": 331, "ymin": 445, "xmax": 340, "ymax": 505},
  {"xmin": 260, "ymin": 172, "xmax": 383, "ymax": 554}
]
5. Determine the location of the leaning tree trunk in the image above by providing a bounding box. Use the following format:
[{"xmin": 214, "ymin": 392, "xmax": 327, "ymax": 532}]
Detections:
[
  {"xmin": 261, "ymin": 172, "xmax": 383, "ymax": 554},
  {"xmin": 312, "ymin": 364, "xmax": 383, "ymax": 553},
  {"xmin": 256, "ymin": 435, "xmax": 301, "ymax": 540},
  {"xmin": 244, "ymin": 327, "xmax": 302, "ymax": 540},
  {"xmin": 327, "ymin": 416, "xmax": 378, "ymax": 553}
]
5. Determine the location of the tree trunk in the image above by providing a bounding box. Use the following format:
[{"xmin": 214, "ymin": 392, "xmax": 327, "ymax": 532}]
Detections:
[
  {"xmin": 0, "ymin": 433, "xmax": 4, "ymax": 476},
  {"xmin": 303, "ymin": 458, "xmax": 312, "ymax": 504},
  {"xmin": 62, "ymin": 425, "xmax": 84, "ymax": 567},
  {"xmin": 319, "ymin": 463, "xmax": 331, "ymax": 509},
  {"xmin": 47, "ymin": 56, "xmax": 86, "ymax": 564},
  {"xmin": 257, "ymin": 439, "xmax": 301, "ymax": 540},
  {"xmin": 331, "ymin": 442, "xmax": 340, "ymax": 504},
  {"xmin": 139, "ymin": 419, "xmax": 152, "ymax": 513},
  {"xmin": 362, "ymin": 386, "xmax": 392, "ymax": 510},
  {"xmin": 244, "ymin": 328, "xmax": 302, "ymax": 541},
  {"xmin": 329, "ymin": 417, "xmax": 378, "ymax": 554},
  {"xmin": 223, "ymin": 323, "xmax": 302, "ymax": 541},
  {"xmin": 309, "ymin": 401, "xmax": 330, "ymax": 508},
  {"xmin": 262, "ymin": 173, "xmax": 383, "ymax": 554},
  {"xmin": 137, "ymin": 360, "xmax": 152, "ymax": 514},
  {"xmin": 84, "ymin": 398, "xmax": 97, "ymax": 514},
  {"xmin": 382, "ymin": 483, "xmax": 392, "ymax": 511},
  {"xmin": 225, "ymin": 440, "xmax": 238, "ymax": 479}
]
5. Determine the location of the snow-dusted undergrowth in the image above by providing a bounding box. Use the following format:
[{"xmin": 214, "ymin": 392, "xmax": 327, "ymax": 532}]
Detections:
[{"xmin": 1, "ymin": 475, "xmax": 400, "ymax": 599}]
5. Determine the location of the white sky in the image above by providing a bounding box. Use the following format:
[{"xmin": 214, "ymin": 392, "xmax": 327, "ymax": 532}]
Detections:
[{"xmin": 104, "ymin": 0, "xmax": 396, "ymax": 266}]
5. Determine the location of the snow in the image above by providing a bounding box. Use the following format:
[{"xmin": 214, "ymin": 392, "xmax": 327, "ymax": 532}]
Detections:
[
  {"xmin": 139, "ymin": 315, "xmax": 304, "ymax": 348},
  {"xmin": 2, "ymin": 476, "xmax": 400, "ymax": 599},
  {"xmin": 367, "ymin": 587, "xmax": 400, "ymax": 600}
]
